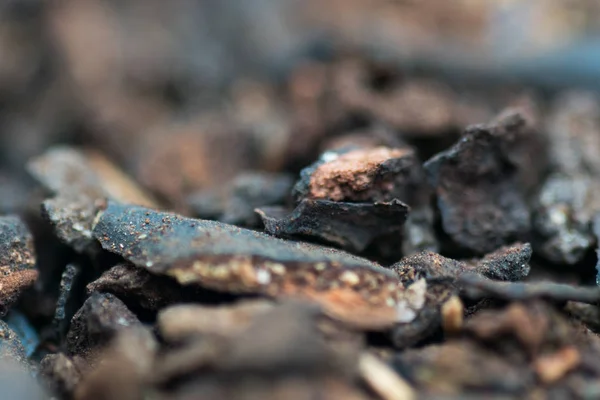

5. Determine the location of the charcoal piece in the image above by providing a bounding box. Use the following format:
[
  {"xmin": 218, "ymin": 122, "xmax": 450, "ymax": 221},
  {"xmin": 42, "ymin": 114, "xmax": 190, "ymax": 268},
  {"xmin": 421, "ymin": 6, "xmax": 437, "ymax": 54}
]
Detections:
[
  {"xmin": 74, "ymin": 327, "xmax": 157, "ymax": 400},
  {"xmin": 393, "ymin": 243, "xmax": 531, "ymax": 283},
  {"xmin": 187, "ymin": 172, "xmax": 294, "ymax": 227},
  {"xmin": 28, "ymin": 146, "xmax": 158, "ymax": 253},
  {"xmin": 459, "ymin": 274, "xmax": 600, "ymax": 304},
  {"xmin": 92, "ymin": 202, "xmax": 426, "ymax": 329},
  {"xmin": 157, "ymin": 300, "xmax": 274, "ymax": 343},
  {"xmin": 257, "ymin": 199, "xmax": 408, "ymax": 252},
  {"xmin": 394, "ymin": 340, "xmax": 533, "ymax": 395},
  {"xmin": 0, "ymin": 216, "xmax": 38, "ymax": 316},
  {"xmin": 86, "ymin": 263, "xmax": 219, "ymax": 317},
  {"xmin": 293, "ymin": 144, "xmax": 438, "ymax": 255},
  {"xmin": 54, "ymin": 264, "xmax": 82, "ymax": 339},
  {"xmin": 533, "ymin": 175, "xmax": 598, "ymax": 265},
  {"xmin": 39, "ymin": 353, "xmax": 81, "ymax": 400},
  {"xmin": 487, "ymin": 104, "xmax": 545, "ymax": 193},
  {"xmin": 66, "ymin": 292, "xmax": 142, "ymax": 360},
  {"xmin": 293, "ymin": 146, "xmax": 416, "ymax": 203},
  {"xmin": 424, "ymin": 113, "xmax": 533, "ymax": 254},
  {"xmin": 471, "ymin": 242, "xmax": 532, "ymax": 281}
]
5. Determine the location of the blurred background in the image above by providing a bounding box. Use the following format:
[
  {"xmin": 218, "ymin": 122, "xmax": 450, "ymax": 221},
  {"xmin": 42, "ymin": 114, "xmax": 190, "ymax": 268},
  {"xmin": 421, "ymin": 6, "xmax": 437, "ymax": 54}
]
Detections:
[{"xmin": 2, "ymin": 0, "xmax": 600, "ymax": 214}]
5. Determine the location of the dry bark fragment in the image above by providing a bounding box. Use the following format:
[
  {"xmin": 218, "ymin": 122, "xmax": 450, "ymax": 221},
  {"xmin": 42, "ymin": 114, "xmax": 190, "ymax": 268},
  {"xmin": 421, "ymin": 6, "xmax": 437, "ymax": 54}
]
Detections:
[
  {"xmin": 92, "ymin": 201, "xmax": 426, "ymax": 330},
  {"xmin": 293, "ymin": 146, "xmax": 414, "ymax": 203},
  {"xmin": 66, "ymin": 292, "xmax": 142, "ymax": 361},
  {"xmin": 257, "ymin": 199, "xmax": 408, "ymax": 252},
  {"xmin": 424, "ymin": 112, "xmax": 534, "ymax": 254},
  {"xmin": 187, "ymin": 172, "xmax": 294, "ymax": 227},
  {"xmin": 0, "ymin": 215, "xmax": 38, "ymax": 316}
]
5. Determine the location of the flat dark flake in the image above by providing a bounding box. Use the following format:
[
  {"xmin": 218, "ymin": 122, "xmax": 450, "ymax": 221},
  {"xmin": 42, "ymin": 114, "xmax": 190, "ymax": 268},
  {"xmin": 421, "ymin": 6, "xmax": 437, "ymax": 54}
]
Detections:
[
  {"xmin": 91, "ymin": 202, "xmax": 425, "ymax": 329},
  {"xmin": 257, "ymin": 199, "xmax": 408, "ymax": 252},
  {"xmin": 93, "ymin": 201, "xmax": 388, "ymax": 274}
]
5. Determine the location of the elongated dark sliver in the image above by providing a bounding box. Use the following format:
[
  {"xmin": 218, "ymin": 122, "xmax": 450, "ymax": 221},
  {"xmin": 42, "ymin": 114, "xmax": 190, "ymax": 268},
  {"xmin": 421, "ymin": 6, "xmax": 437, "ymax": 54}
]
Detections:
[
  {"xmin": 257, "ymin": 199, "xmax": 408, "ymax": 252},
  {"xmin": 91, "ymin": 201, "xmax": 425, "ymax": 329}
]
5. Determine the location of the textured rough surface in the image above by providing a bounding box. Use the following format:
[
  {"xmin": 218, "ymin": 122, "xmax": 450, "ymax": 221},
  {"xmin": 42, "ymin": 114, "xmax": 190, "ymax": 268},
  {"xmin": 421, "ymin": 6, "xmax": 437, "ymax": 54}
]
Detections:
[
  {"xmin": 0, "ymin": 216, "xmax": 38, "ymax": 316},
  {"xmin": 292, "ymin": 144, "xmax": 438, "ymax": 257},
  {"xmin": 294, "ymin": 147, "xmax": 412, "ymax": 203},
  {"xmin": 86, "ymin": 263, "xmax": 216, "ymax": 316},
  {"xmin": 28, "ymin": 146, "xmax": 158, "ymax": 252},
  {"xmin": 424, "ymin": 113, "xmax": 533, "ymax": 254},
  {"xmin": 257, "ymin": 199, "xmax": 408, "ymax": 252},
  {"xmin": 394, "ymin": 243, "xmax": 532, "ymax": 283},
  {"xmin": 66, "ymin": 292, "xmax": 142, "ymax": 360},
  {"xmin": 54, "ymin": 264, "xmax": 82, "ymax": 338},
  {"xmin": 92, "ymin": 202, "xmax": 423, "ymax": 329}
]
